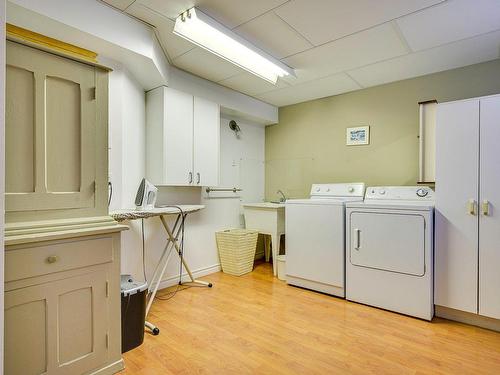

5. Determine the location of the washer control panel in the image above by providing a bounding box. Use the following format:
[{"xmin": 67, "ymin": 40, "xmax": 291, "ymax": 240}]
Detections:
[
  {"xmin": 310, "ymin": 183, "xmax": 365, "ymax": 198},
  {"xmin": 365, "ymin": 186, "xmax": 434, "ymax": 201}
]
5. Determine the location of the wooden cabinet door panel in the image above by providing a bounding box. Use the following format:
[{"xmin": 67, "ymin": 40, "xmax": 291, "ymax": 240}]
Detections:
[
  {"xmin": 5, "ymin": 289, "xmax": 49, "ymax": 375},
  {"xmin": 5, "ymin": 64, "xmax": 35, "ymax": 194},
  {"xmin": 5, "ymin": 270, "xmax": 108, "ymax": 375},
  {"xmin": 54, "ymin": 272, "xmax": 108, "ymax": 375},
  {"xmin": 6, "ymin": 40, "xmax": 96, "ymax": 212}
]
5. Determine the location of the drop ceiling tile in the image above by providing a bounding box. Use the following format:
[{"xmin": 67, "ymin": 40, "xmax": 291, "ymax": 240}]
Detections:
[
  {"xmin": 348, "ymin": 30, "xmax": 500, "ymax": 88},
  {"xmin": 282, "ymin": 23, "xmax": 409, "ymax": 85},
  {"xmin": 234, "ymin": 12, "xmax": 313, "ymax": 59},
  {"xmin": 134, "ymin": 0, "xmax": 193, "ymax": 19},
  {"xmin": 218, "ymin": 72, "xmax": 290, "ymax": 96},
  {"xmin": 256, "ymin": 73, "xmax": 361, "ymax": 107},
  {"xmin": 101, "ymin": 0, "xmax": 136, "ymax": 11},
  {"xmin": 172, "ymin": 47, "xmax": 246, "ymax": 82},
  {"xmin": 397, "ymin": 0, "xmax": 500, "ymax": 51},
  {"xmin": 126, "ymin": 2, "xmax": 194, "ymax": 59},
  {"xmin": 136, "ymin": 0, "xmax": 288, "ymax": 28},
  {"xmin": 198, "ymin": 0, "xmax": 289, "ymax": 28},
  {"xmin": 274, "ymin": 0, "xmax": 444, "ymax": 46}
]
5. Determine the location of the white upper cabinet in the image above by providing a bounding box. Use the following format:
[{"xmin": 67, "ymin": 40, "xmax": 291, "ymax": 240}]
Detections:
[
  {"xmin": 146, "ymin": 86, "xmax": 220, "ymax": 186},
  {"xmin": 193, "ymin": 96, "xmax": 220, "ymax": 187}
]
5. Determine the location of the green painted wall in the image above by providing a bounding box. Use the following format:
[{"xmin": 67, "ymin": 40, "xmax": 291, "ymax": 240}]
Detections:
[{"xmin": 265, "ymin": 59, "xmax": 500, "ymax": 200}]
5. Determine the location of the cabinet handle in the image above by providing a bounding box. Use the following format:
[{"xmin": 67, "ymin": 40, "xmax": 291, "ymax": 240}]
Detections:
[
  {"xmin": 354, "ymin": 229, "xmax": 361, "ymax": 250},
  {"xmin": 482, "ymin": 200, "xmax": 490, "ymax": 216},
  {"xmin": 467, "ymin": 199, "xmax": 477, "ymax": 216},
  {"xmin": 196, "ymin": 172, "xmax": 200, "ymax": 185},
  {"xmin": 188, "ymin": 172, "xmax": 193, "ymax": 184},
  {"xmin": 47, "ymin": 255, "xmax": 58, "ymax": 264}
]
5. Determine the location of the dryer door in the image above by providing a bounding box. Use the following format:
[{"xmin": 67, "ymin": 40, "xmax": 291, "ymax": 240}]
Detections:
[{"xmin": 349, "ymin": 212, "xmax": 426, "ymax": 276}]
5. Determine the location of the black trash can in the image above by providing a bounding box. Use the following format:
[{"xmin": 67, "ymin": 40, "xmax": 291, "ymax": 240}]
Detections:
[{"xmin": 121, "ymin": 275, "xmax": 148, "ymax": 353}]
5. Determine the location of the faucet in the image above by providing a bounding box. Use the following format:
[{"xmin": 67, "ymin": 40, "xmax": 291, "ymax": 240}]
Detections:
[{"xmin": 277, "ymin": 189, "xmax": 286, "ymax": 203}]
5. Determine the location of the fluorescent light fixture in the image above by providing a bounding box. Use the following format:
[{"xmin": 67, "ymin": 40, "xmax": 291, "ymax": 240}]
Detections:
[{"xmin": 174, "ymin": 7, "xmax": 295, "ymax": 84}]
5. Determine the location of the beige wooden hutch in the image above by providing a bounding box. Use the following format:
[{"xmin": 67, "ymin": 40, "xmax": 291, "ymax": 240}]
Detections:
[{"xmin": 4, "ymin": 25, "xmax": 127, "ymax": 375}]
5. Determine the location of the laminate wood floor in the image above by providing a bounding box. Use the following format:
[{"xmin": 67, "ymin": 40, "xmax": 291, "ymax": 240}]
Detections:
[{"xmin": 121, "ymin": 262, "xmax": 500, "ymax": 374}]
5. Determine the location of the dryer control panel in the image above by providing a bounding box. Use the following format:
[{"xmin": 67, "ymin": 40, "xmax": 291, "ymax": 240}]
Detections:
[{"xmin": 365, "ymin": 186, "xmax": 434, "ymax": 201}]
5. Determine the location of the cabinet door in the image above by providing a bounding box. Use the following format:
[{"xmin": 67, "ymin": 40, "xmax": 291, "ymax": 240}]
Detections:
[
  {"xmin": 435, "ymin": 99, "xmax": 479, "ymax": 313},
  {"xmin": 164, "ymin": 88, "xmax": 194, "ymax": 185},
  {"xmin": 193, "ymin": 96, "xmax": 220, "ymax": 187},
  {"xmin": 479, "ymin": 96, "xmax": 500, "ymax": 319},
  {"xmin": 6, "ymin": 40, "xmax": 96, "ymax": 213},
  {"xmin": 5, "ymin": 271, "xmax": 108, "ymax": 375},
  {"xmin": 5, "ymin": 286, "xmax": 49, "ymax": 375}
]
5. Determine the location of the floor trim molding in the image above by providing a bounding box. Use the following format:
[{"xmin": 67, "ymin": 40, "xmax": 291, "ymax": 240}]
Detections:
[{"xmin": 435, "ymin": 305, "xmax": 500, "ymax": 332}]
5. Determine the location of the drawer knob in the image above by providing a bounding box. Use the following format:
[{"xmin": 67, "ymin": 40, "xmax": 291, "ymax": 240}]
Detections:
[{"xmin": 47, "ymin": 255, "xmax": 58, "ymax": 264}]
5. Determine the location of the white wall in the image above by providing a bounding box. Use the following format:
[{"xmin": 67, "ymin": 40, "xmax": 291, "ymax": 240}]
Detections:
[
  {"xmin": 0, "ymin": 1, "xmax": 5, "ymax": 372},
  {"xmin": 110, "ymin": 109, "xmax": 266, "ymax": 285},
  {"xmin": 108, "ymin": 65, "xmax": 146, "ymax": 211}
]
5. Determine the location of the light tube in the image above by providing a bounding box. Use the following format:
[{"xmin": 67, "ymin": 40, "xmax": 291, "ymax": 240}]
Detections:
[{"xmin": 174, "ymin": 7, "xmax": 295, "ymax": 84}]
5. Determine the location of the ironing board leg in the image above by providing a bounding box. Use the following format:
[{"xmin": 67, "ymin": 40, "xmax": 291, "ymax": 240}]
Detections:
[
  {"xmin": 159, "ymin": 215, "xmax": 213, "ymax": 287},
  {"xmin": 144, "ymin": 215, "xmax": 182, "ymax": 335},
  {"xmin": 145, "ymin": 213, "xmax": 213, "ymax": 335},
  {"xmin": 145, "ymin": 321, "xmax": 160, "ymax": 335},
  {"xmin": 148, "ymin": 215, "xmax": 181, "ymax": 291},
  {"xmin": 145, "ymin": 246, "xmax": 174, "ymax": 316},
  {"xmin": 179, "ymin": 256, "xmax": 212, "ymax": 287}
]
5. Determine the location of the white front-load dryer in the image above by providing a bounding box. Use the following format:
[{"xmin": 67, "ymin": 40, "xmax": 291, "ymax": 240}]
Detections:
[{"xmin": 345, "ymin": 186, "xmax": 434, "ymax": 320}]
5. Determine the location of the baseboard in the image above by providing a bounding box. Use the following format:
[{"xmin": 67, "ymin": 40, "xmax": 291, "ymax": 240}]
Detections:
[
  {"xmin": 88, "ymin": 359, "xmax": 124, "ymax": 375},
  {"xmin": 435, "ymin": 305, "xmax": 500, "ymax": 332},
  {"xmin": 255, "ymin": 250, "xmax": 265, "ymax": 260},
  {"xmin": 158, "ymin": 263, "xmax": 221, "ymax": 290},
  {"xmin": 286, "ymin": 275, "xmax": 345, "ymax": 298}
]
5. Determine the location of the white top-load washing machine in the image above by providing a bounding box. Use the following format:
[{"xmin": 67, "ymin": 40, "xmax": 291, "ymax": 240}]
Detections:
[
  {"xmin": 285, "ymin": 183, "xmax": 366, "ymax": 297},
  {"xmin": 345, "ymin": 186, "xmax": 434, "ymax": 320}
]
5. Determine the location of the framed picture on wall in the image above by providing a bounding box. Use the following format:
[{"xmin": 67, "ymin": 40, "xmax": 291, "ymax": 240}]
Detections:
[{"xmin": 346, "ymin": 126, "xmax": 370, "ymax": 146}]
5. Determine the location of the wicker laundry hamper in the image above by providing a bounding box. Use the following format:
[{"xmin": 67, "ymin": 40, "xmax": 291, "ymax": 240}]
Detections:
[{"xmin": 216, "ymin": 229, "xmax": 259, "ymax": 276}]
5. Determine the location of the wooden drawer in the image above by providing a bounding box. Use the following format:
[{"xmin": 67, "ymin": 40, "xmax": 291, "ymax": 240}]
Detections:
[{"xmin": 5, "ymin": 236, "xmax": 114, "ymax": 282}]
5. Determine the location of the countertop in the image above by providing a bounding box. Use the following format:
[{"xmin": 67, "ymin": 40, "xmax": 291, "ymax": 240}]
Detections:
[{"xmin": 242, "ymin": 202, "xmax": 286, "ymax": 209}]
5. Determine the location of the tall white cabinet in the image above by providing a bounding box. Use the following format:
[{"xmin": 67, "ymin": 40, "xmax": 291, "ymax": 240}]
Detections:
[
  {"xmin": 435, "ymin": 94, "xmax": 500, "ymax": 320},
  {"xmin": 146, "ymin": 86, "xmax": 220, "ymax": 187}
]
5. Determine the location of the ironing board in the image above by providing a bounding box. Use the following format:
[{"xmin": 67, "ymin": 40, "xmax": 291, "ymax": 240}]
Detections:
[{"xmin": 111, "ymin": 205, "xmax": 211, "ymax": 335}]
